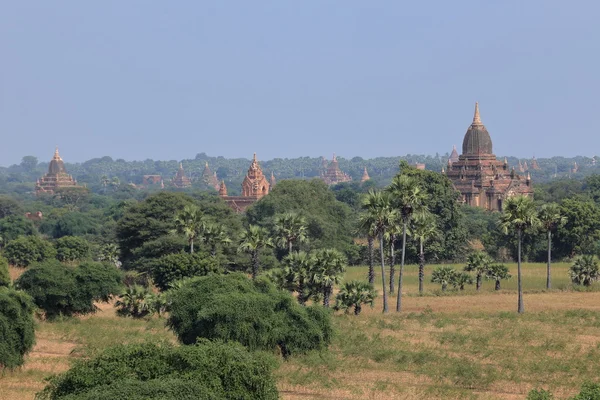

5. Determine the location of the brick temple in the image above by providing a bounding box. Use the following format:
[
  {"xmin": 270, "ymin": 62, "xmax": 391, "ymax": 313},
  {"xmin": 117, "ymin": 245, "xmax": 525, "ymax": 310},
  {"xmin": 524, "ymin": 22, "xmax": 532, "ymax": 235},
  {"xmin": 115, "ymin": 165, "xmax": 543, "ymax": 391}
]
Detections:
[
  {"xmin": 172, "ymin": 163, "xmax": 192, "ymax": 188},
  {"xmin": 36, "ymin": 148, "xmax": 83, "ymax": 195},
  {"xmin": 321, "ymin": 154, "xmax": 352, "ymax": 185},
  {"xmin": 201, "ymin": 162, "xmax": 220, "ymax": 190},
  {"xmin": 219, "ymin": 153, "xmax": 274, "ymax": 212},
  {"xmin": 445, "ymin": 103, "xmax": 533, "ymax": 211}
]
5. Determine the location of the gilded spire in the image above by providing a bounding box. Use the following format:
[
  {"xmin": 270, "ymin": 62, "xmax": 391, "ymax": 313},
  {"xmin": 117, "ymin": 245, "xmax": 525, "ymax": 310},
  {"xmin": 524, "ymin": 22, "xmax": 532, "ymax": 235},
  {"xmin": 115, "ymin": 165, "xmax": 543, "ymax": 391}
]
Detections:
[
  {"xmin": 472, "ymin": 102, "xmax": 482, "ymax": 125},
  {"xmin": 361, "ymin": 166, "xmax": 370, "ymax": 183},
  {"xmin": 219, "ymin": 180, "xmax": 227, "ymax": 196},
  {"xmin": 53, "ymin": 147, "xmax": 62, "ymax": 161},
  {"xmin": 179, "ymin": 162, "xmax": 183, "ymax": 170},
  {"xmin": 332, "ymin": 153, "xmax": 337, "ymax": 162}
]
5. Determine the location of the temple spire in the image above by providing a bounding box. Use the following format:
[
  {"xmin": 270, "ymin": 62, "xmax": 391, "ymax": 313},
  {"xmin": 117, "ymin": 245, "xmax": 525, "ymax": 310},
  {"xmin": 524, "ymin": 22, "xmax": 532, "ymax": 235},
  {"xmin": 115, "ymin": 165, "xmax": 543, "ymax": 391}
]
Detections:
[
  {"xmin": 53, "ymin": 147, "xmax": 62, "ymax": 161},
  {"xmin": 472, "ymin": 102, "xmax": 482, "ymax": 125}
]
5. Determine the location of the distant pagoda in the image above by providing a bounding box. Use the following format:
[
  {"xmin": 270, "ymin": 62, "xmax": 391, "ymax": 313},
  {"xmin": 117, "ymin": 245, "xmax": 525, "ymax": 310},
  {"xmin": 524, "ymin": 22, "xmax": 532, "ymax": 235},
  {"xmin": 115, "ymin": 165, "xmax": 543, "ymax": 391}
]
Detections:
[
  {"xmin": 36, "ymin": 148, "xmax": 83, "ymax": 195},
  {"xmin": 321, "ymin": 154, "xmax": 352, "ymax": 185},
  {"xmin": 201, "ymin": 162, "xmax": 220, "ymax": 190},
  {"xmin": 172, "ymin": 163, "xmax": 192, "ymax": 188},
  {"xmin": 220, "ymin": 153, "xmax": 271, "ymax": 212},
  {"xmin": 361, "ymin": 167, "xmax": 370, "ymax": 183},
  {"xmin": 448, "ymin": 145, "xmax": 460, "ymax": 165},
  {"xmin": 531, "ymin": 156, "xmax": 541, "ymax": 170}
]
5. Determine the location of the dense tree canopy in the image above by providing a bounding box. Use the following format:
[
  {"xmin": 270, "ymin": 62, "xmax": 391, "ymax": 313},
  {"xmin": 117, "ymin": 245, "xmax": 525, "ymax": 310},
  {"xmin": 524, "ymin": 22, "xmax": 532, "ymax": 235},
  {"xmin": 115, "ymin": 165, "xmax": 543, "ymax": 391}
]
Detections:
[{"xmin": 0, "ymin": 287, "xmax": 35, "ymax": 369}]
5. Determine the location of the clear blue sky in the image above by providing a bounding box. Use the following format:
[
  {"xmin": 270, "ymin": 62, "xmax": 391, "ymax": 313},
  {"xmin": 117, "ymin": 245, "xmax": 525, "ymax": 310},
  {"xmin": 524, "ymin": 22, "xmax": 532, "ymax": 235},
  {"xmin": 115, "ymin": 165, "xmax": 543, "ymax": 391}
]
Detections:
[{"xmin": 1, "ymin": 1, "xmax": 598, "ymax": 166}]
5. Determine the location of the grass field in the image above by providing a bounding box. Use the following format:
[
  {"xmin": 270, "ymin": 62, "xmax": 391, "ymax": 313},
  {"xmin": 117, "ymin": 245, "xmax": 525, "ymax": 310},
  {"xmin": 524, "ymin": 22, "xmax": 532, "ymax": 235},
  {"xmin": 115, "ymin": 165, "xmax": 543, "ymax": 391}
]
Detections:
[{"xmin": 3, "ymin": 262, "xmax": 600, "ymax": 400}]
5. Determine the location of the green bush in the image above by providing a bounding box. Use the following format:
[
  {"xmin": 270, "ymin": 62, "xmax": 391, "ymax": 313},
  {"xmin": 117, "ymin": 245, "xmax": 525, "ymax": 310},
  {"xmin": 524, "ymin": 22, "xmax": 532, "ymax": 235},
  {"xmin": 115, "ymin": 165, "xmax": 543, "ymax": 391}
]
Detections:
[
  {"xmin": 167, "ymin": 273, "xmax": 333, "ymax": 357},
  {"xmin": 148, "ymin": 252, "xmax": 222, "ymax": 291},
  {"xmin": 37, "ymin": 341, "xmax": 278, "ymax": 400},
  {"xmin": 55, "ymin": 236, "xmax": 91, "ymax": 263},
  {"xmin": 0, "ymin": 287, "xmax": 36, "ymax": 369},
  {"xmin": 5, "ymin": 235, "xmax": 57, "ymax": 267},
  {"xmin": 572, "ymin": 382, "xmax": 600, "ymax": 399},
  {"xmin": 0, "ymin": 256, "xmax": 10, "ymax": 287},
  {"xmin": 526, "ymin": 388, "xmax": 553, "ymax": 399},
  {"xmin": 16, "ymin": 261, "xmax": 121, "ymax": 318}
]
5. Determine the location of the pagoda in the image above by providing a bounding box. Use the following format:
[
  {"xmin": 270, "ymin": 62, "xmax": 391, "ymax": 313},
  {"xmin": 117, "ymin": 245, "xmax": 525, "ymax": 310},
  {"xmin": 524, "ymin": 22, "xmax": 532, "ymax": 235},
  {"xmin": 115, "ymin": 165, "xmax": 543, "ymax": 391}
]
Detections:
[
  {"xmin": 321, "ymin": 154, "xmax": 352, "ymax": 185},
  {"xmin": 531, "ymin": 156, "xmax": 541, "ymax": 170},
  {"xmin": 36, "ymin": 148, "xmax": 83, "ymax": 195},
  {"xmin": 220, "ymin": 153, "xmax": 270, "ymax": 212},
  {"xmin": 448, "ymin": 145, "xmax": 460, "ymax": 165},
  {"xmin": 201, "ymin": 162, "xmax": 220, "ymax": 190},
  {"xmin": 172, "ymin": 163, "xmax": 192, "ymax": 188},
  {"xmin": 445, "ymin": 103, "xmax": 533, "ymax": 211},
  {"xmin": 361, "ymin": 167, "xmax": 370, "ymax": 183}
]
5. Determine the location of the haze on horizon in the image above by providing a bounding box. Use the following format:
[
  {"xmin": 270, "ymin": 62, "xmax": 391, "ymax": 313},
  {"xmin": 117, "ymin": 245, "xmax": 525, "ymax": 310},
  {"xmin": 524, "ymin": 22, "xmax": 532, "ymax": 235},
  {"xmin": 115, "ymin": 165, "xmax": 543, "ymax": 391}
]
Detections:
[{"xmin": 1, "ymin": 1, "xmax": 598, "ymax": 167}]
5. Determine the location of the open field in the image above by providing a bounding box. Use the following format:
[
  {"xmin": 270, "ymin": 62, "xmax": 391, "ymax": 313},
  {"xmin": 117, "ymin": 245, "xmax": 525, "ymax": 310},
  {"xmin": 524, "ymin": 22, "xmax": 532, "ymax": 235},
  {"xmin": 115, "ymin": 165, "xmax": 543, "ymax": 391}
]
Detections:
[{"xmin": 3, "ymin": 262, "xmax": 600, "ymax": 399}]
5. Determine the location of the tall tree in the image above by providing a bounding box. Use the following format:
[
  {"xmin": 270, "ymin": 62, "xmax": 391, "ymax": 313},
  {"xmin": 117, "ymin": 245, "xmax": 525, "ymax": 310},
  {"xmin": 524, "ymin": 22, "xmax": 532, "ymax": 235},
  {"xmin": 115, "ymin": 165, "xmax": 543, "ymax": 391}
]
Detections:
[
  {"xmin": 360, "ymin": 191, "xmax": 397, "ymax": 313},
  {"xmin": 310, "ymin": 249, "xmax": 346, "ymax": 308},
  {"xmin": 201, "ymin": 223, "xmax": 232, "ymax": 257},
  {"xmin": 356, "ymin": 215, "xmax": 376, "ymax": 285},
  {"xmin": 273, "ymin": 213, "xmax": 308, "ymax": 254},
  {"xmin": 385, "ymin": 220, "xmax": 402, "ymax": 294},
  {"xmin": 238, "ymin": 225, "xmax": 273, "ymax": 280},
  {"xmin": 388, "ymin": 174, "xmax": 427, "ymax": 312},
  {"xmin": 279, "ymin": 251, "xmax": 314, "ymax": 305},
  {"xmin": 500, "ymin": 195, "xmax": 540, "ymax": 313},
  {"xmin": 538, "ymin": 203, "xmax": 566, "ymax": 289},
  {"xmin": 173, "ymin": 205, "xmax": 205, "ymax": 254},
  {"xmin": 411, "ymin": 212, "xmax": 438, "ymax": 294},
  {"xmin": 464, "ymin": 251, "xmax": 493, "ymax": 291}
]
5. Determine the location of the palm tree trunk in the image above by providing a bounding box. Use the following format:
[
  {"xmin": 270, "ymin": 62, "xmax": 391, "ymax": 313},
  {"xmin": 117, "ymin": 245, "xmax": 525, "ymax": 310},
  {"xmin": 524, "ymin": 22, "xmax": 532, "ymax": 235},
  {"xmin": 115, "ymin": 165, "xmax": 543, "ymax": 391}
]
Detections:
[
  {"xmin": 389, "ymin": 237, "xmax": 396, "ymax": 294},
  {"xmin": 495, "ymin": 279, "xmax": 501, "ymax": 290},
  {"xmin": 298, "ymin": 278, "xmax": 306, "ymax": 305},
  {"xmin": 546, "ymin": 230, "xmax": 552, "ymax": 289},
  {"xmin": 518, "ymin": 229, "xmax": 524, "ymax": 313},
  {"xmin": 476, "ymin": 274, "xmax": 482, "ymax": 291},
  {"xmin": 251, "ymin": 251, "xmax": 259, "ymax": 280},
  {"xmin": 418, "ymin": 239, "xmax": 425, "ymax": 294},
  {"xmin": 368, "ymin": 236, "xmax": 375, "ymax": 284},
  {"xmin": 211, "ymin": 245, "xmax": 217, "ymax": 257},
  {"xmin": 190, "ymin": 239, "xmax": 194, "ymax": 254},
  {"xmin": 442, "ymin": 283, "xmax": 447, "ymax": 291},
  {"xmin": 396, "ymin": 222, "xmax": 407, "ymax": 312},
  {"xmin": 379, "ymin": 233, "xmax": 388, "ymax": 313},
  {"xmin": 354, "ymin": 304, "xmax": 362, "ymax": 315},
  {"xmin": 288, "ymin": 240, "xmax": 293, "ymax": 255},
  {"xmin": 323, "ymin": 286, "xmax": 332, "ymax": 308}
]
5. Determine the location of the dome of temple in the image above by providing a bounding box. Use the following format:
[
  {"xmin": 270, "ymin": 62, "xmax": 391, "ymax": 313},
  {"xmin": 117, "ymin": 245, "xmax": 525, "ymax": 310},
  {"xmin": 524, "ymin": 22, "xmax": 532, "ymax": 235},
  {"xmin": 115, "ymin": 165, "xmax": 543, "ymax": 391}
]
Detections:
[
  {"xmin": 462, "ymin": 103, "xmax": 493, "ymax": 156},
  {"xmin": 48, "ymin": 147, "xmax": 67, "ymax": 175}
]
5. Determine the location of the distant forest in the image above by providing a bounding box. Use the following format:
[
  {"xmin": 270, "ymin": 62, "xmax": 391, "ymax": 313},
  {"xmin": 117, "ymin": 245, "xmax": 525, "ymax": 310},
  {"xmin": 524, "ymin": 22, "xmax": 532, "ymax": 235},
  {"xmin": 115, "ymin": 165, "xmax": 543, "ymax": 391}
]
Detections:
[{"xmin": 3, "ymin": 152, "xmax": 599, "ymax": 196}]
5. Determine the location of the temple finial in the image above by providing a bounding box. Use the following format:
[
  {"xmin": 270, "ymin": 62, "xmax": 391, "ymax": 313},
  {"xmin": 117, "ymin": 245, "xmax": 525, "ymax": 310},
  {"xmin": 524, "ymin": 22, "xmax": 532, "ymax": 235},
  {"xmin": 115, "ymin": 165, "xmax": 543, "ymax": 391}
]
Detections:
[
  {"xmin": 179, "ymin": 162, "xmax": 183, "ymax": 169},
  {"xmin": 53, "ymin": 146, "xmax": 61, "ymax": 160},
  {"xmin": 473, "ymin": 102, "xmax": 482, "ymax": 125},
  {"xmin": 253, "ymin": 153, "xmax": 257, "ymax": 162},
  {"xmin": 332, "ymin": 153, "xmax": 337, "ymax": 162}
]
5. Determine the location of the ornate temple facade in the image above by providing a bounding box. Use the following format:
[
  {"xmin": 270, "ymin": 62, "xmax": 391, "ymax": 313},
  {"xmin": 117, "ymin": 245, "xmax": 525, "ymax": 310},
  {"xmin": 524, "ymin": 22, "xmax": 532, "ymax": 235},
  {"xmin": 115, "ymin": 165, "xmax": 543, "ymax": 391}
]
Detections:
[
  {"xmin": 321, "ymin": 154, "xmax": 352, "ymax": 185},
  {"xmin": 172, "ymin": 163, "xmax": 192, "ymax": 188},
  {"xmin": 36, "ymin": 148, "xmax": 83, "ymax": 195},
  {"xmin": 445, "ymin": 103, "xmax": 533, "ymax": 211},
  {"xmin": 201, "ymin": 162, "xmax": 220, "ymax": 190},
  {"xmin": 219, "ymin": 153, "xmax": 271, "ymax": 212}
]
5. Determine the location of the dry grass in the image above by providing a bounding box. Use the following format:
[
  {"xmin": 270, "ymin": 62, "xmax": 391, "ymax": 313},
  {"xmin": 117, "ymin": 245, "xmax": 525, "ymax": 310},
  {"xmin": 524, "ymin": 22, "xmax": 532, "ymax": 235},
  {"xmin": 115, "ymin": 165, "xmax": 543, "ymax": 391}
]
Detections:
[{"xmin": 8, "ymin": 265, "xmax": 26, "ymax": 282}]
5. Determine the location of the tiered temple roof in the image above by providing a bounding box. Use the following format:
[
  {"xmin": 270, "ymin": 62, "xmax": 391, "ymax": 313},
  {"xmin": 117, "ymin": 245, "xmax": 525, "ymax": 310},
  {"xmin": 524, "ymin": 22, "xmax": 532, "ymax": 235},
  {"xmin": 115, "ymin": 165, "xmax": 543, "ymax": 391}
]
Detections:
[
  {"xmin": 201, "ymin": 162, "xmax": 220, "ymax": 190},
  {"xmin": 361, "ymin": 167, "xmax": 370, "ymax": 183},
  {"xmin": 220, "ymin": 153, "xmax": 270, "ymax": 213},
  {"xmin": 445, "ymin": 103, "xmax": 533, "ymax": 211},
  {"xmin": 321, "ymin": 154, "xmax": 352, "ymax": 185},
  {"xmin": 531, "ymin": 156, "xmax": 541, "ymax": 170},
  {"xmin": 36, "ymin": 148, "xmax": 83, "ymax": 195},
  {"xmin": 172, "ymin": 163, "xmax": 192, "ymax": 188},
  {"xmin": 448, "ymin": 145, "xmax": 460, "ymax": 164}
]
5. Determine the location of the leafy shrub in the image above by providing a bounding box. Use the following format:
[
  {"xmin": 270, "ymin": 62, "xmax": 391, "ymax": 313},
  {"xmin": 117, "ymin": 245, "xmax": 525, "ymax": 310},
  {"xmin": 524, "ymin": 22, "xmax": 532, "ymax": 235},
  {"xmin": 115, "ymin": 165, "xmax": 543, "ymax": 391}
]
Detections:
[
  {"xmin": 16, "ymin": 261, "xmax": 121, "ymax": 318},
  {"xmin": 0, "ymin": 256, "xmax": 10, "ymax": 287},
  {"xmin": 148, "ymin": 252, "xmax": 222, "ymax": 291},
  {"xmin": 570, "ymin": 255, "xmax": 599, "ymax": 286},
  {"xmin": 167, "ymin": 273, "xmax": 333, "ymax": 357},
  {"xmin": 55, "ymin": 236, "xmax": 91, "ymax": 263},
  {"xmin": 526, "ymin": 389, "xmax": 553, "ymax": 399},
  {"xmin": 115, "ymin": 285, "xmax": 157, "ymax": 318},
  {"xmin": 334, "ymin": 280, "xmax": 376, "ymax": 315},
  {"xmin": 0, "ymin": 287, "xmax": 35, "ymax": 369},
  {"xmin": 36, "ymin": 341, "xmax": 278, "ymax": 400},
  {"xmin": 431, "ymin": 266, "xmax": 457, "ymax": 291},
  {"xmin": 572, "ymin": 382, "xmax": 600, "ymax": 399},
  {"xmin": 5, "ymin": 235, "xmax": 57, "ymax": 267}
]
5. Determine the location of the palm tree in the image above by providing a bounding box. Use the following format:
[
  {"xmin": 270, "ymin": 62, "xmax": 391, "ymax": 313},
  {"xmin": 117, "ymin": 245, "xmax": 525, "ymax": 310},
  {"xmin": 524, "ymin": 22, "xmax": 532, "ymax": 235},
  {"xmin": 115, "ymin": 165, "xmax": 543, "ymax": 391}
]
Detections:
[
  {"xmin": 273, "ymin": 213, "xmax": 309, "ymax": 254},
  {"xmin": 238, "ymin": 225, "xmax": 274, "ymax": 280},
  {"xmin": 115, "ymin": 285, "xmax": 152, "ymax": 318},
  {"xmin": 384, "ymin": 220, "xmax": 402, "ymax": 294},
  {"xmin": 464, "ymin": 251, "xmax": 493, "ymax": 291},
  {"xmin": 111, "ymin": 177, "xmax": 121, "ymax": 191},
  {"xmin": 201, "ymin": 223, "xmax": 232, "ymax": 256},
  {"xmin": 451, "ymin": 272, "xmax": 473, "ymax": 291},
  {"xmin": 431, "ymin": 266, "xmax": 456, "ymax": 291},
  {"xmin": 388, "ymin": 175, "xmax": 427, "ymax": 311},
  {"xmin": 356, "ymin": 214, "xmax": 376, "ymax": 285},
  {"xmin": 486, "ymin": 264, "xmax": 511, "ymax": 290},
  {"xmin": 538, "ymin": 203, "xmax": 566, "ymax": 289},
  {"xmin": 360, "ymin": 190, "xmax": 397, "ymax": 313},
  {"xmin": 500, "ymin": 195, "xmax": 540, "ymax": 313},
  {"xmin": 569, "ymin": 255, "xmax": 599, "ymax": 287},
  {"xmin": 411, "ymin": 212, "xmax": 438, "ymax": 294},
  {"xmin": 97, "ymin": 243, "xmax": 121, "ymax": 268},
  {"xmin": 280, "ymin": 251, "xmax": 314, "ymax": 305},
  {"xmin": 334, "ymin": 281, "xmax": 377, "ymax": 315},
  {"xmin": 311, "ymin": 249, "xmax": 346, "ymax": 307},
  {"xmin": 173, "ymin": 205, "xmax": 205, "ymax": 254}
]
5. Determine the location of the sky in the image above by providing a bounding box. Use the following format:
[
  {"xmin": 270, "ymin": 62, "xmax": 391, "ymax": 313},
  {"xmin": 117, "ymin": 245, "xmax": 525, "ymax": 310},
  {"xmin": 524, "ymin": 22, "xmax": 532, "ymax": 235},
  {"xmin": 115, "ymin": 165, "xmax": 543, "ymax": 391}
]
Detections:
[{"xmin": 1, "ymin": 1, "xmax": 599, "ymax": 166}]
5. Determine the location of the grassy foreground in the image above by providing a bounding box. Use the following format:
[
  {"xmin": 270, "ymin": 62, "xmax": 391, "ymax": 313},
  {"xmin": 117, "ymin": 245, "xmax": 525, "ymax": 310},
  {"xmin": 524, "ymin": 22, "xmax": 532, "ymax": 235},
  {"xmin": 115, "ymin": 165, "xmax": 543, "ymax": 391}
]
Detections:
[{"xmin": 4, "ymin": 263, "xmax": 600, "ymax": 399}]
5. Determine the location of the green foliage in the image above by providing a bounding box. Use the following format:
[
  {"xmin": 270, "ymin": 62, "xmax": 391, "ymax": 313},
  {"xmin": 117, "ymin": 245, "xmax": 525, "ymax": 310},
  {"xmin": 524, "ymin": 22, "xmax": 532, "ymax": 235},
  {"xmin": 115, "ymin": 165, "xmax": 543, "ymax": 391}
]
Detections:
[
  {"xmin": 115, "ymin": 285, "xmax": 155, "ymax": 318},
  {"xmin": 569, "ymin": 255, "xmax": 600, "ymax": 287},
  {"xmin": 36, "ymin": 341, "xmax": 278, "ymax": 400},
  {"xmin": 526, "ymin": 388, "xmax": 553, "ymax": 400},
  {"xmin": 309, "ymin": 249, "xmax": 347, "ymax": 307},
  {"xmin": 0, "ymin": 287, "xmax": 35, "ymax": 369},
  {"xmin": 485, "ymin": 264, "xmax": 511, "ymax": 290},
  {"xmin": 55, "ymin": 236, "xmax": 91, "ymax": 263},
  {"xmin": 39, "ymin": 211, "xmax": 100, "ymax": 239},
  {"xmin": 0, "ymin": 215, "xmax": 36, "ymax": 244},
  {"xmin": 5, "ymin": 235, "xmax": 57, "ymax": 267},
  {"xmin": 238, "ymin": 225, "xmax": 274, "ymax": 280},
  {"xmin": 464, "ymin": 251, "xmax": 493, "ymax": 290},
  {"xmin": 0, "ymin": 195, "xmax": 24, "ymax": 218},
  {"xmin": 431, "ymin": 266, "xmax": 456, "ymax": 291},
  {"xmin": 571, "ymin": 382, "xmax": 600, "ymax": 400},
  {"xmin": 0, "ymin": 256, "xmax": 10, "ymax": 287},
  {"xmin": 273, "ymin": 212, "xmax": 309, "ymax": 253},
  {"xmin": 16, "ymin": 260, "xmax": 121, "ymax": 318},
  {"xmin": 167, "ymin": 273, "xmax": 333, "ymax": 357},
  {"xmin": 172, "ymin": 204, "xmax": 206, "ymax": 254},
  {"xmin": 246, "ymin": 179, "xmax": 354, "ymax": 252},
  {"xmin": 451, "ymin": 272, "xmax": 473, "ymax": 290},
  {"xmin": 148, "ymin": 252, "xmax": 222, "ymax": 291},
  {"xmin": 556, "ymin": 198, "xmax": 600, "ymax": 258},
  {"xmin": 334, "ymin": 280, "xmax": 376, "ymax": 315}
]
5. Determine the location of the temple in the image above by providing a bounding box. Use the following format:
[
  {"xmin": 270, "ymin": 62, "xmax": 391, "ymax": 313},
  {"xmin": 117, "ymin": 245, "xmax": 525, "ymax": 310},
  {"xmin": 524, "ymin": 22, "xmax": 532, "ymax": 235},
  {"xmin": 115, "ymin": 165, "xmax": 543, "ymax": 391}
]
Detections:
[
  {"xmin": 172, "ymin": 163, "xmax": 192, "ymax": 188},
  {"xmin": 531, "ymin": 156, "xmax": 541, "ymax": 170},
  {"xmin": 361, "ymin": 167, "xmax": 370, "ymax": 183},
  {"xmin": 321, "ymin": 154, "xmax": 352, "ymax": 185},
  {"xmin": 220, "ymin": 153, "xmax": 271, "ymax": 212},
  {"xmin": 201, "ymin": 162, "xmax": 220, "ymax": 190},
  {"xmin": 444, "ymin": 103, "xmax": 533, "ymax": 211},
  {"xmin": 448, "ymin": 145, "xmax": 460, "ymax": 164},
  {"xmin": 36, "ymin": 148, "xmax": 83, "ymax": 195}
]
